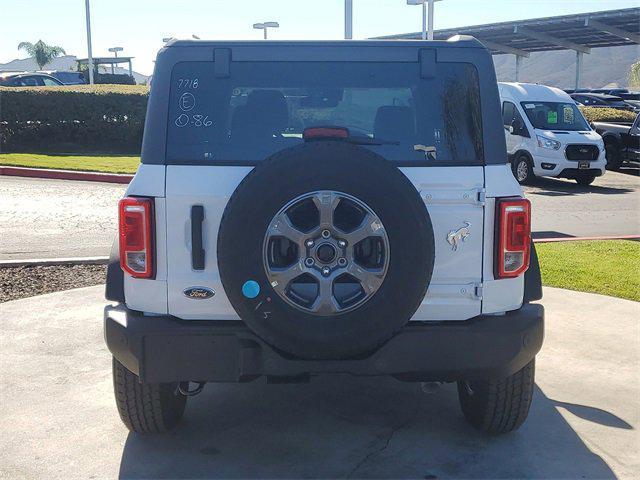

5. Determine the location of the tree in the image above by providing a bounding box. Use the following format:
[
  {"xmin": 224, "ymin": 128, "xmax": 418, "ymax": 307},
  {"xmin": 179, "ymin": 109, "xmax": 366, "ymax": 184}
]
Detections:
[
  {"xmin": 17, "ymin": 40, "xmax": 66, "ymax": 69},
  {"xmin": 629, "ymin": 61, "xmax": 640, "ymax": 89}
]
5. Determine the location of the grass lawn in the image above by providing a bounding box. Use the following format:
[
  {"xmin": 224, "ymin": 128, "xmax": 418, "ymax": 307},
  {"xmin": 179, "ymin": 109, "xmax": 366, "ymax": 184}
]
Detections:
[
  {"xmin": 536, "ymin": 240, "xmax": 640, "ymax": 302},
  {"xmin": 0, "ymin": 153, "xmax": 140, "ymax": 174}
]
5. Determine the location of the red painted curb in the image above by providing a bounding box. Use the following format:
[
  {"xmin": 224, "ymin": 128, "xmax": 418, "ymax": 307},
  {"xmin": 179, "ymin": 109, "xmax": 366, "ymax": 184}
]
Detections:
[
  {"xmin": 534, "ymin": 235, "xmax": 640, "ymax": 243},
  {"xmin": 0, "ymin": 166, "xmax": 133, "ymax": 184}
]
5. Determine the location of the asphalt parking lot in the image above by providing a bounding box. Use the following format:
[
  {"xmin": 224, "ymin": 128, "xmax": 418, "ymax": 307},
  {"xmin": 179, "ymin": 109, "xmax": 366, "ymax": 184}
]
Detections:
[
  {"xmin": 0, "ymin": 176, "xmax": 124, "ymax": 260},
  {"xmin": 0, "ymin": 170, "xmax": 638, "ymax": 260},
  {"xmin": 0, "ymin": 286, "xmax": 638, "ymax": 479},
  {"xmin": 524, "ymin": 169, "xmax": 640, "ymax": 239}
]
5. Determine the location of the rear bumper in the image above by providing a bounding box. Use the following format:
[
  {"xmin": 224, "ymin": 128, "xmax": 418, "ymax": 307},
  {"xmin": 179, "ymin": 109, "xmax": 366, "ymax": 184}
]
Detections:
[{"xmin": 104, "ymin": 303, "xmax": 544, "ymax": 384}]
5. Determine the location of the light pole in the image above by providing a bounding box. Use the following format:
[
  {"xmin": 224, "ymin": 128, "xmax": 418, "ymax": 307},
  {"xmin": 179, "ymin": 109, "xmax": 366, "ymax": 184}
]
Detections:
[
  {"xmin": 345, "ymin": 0, "xmax": 353, "ymax": 39},
  {"xmin": 253, "ymin": 22, "xmax": 279, "ymax": 40},
  {"xmin": 406, "ymin": 0, "xmax": 442, "ymax": 41},
  {"xmin": 84, "ymin": 0, "xmax": 94, "ymax": 84},
  {"xmin": 108, "ymin": 47, "xmax": 123, "ymax": 74}
]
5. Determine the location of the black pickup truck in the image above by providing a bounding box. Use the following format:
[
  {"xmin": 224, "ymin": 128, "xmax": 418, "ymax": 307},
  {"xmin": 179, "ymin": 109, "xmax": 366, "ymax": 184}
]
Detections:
[{"xmin": 593, "ymin": 114, "xmax": 640, "ymax": 170}]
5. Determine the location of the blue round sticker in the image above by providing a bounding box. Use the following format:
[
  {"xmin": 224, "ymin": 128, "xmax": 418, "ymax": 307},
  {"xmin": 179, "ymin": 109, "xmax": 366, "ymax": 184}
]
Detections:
[{"xmin": 242, "ymin": 280, "xmax": 260, "ymax": 299}]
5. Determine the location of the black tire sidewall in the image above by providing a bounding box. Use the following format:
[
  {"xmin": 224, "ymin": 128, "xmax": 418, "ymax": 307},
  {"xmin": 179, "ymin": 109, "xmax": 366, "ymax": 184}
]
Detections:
[
  {"xmin": 576, "ymin": 175, "xmax": 596, "ymax": 186},
  {"xmin": 217, "ymin": 142, "xmax": 435, "ymax": 359}
]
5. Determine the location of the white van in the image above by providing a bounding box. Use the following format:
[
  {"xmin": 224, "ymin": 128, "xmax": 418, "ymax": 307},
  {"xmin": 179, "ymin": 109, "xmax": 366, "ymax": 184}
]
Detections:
[{"xmin": 498, "ymin": 82, "xmax": 605, "ymax": 186}]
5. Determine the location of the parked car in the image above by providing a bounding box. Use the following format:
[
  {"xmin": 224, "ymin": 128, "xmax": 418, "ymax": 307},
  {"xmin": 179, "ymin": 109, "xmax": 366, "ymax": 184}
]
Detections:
[
  {"xmin": 563, "ymin": 88, "xmax": 592, "ymax": 94},
  {"xmin": 593, "ymin": 113, "xmax": 640, "ymax": 170},
  {"xmin": 618, "ymin": 92, "xmax": 640, "ymax": 101},
  {"xmin": 499, "ymin": 82, "xmax": 606, "ymax": 186},
  {"xmin": 623, "ymin": 100, "xmax": 640, "ymax": 112},
  {"xmin": 104, "ymin": 37, "xmax": 544, "ymax": 435},
  {"xmin": 0, "ymin": 71, "xmax": 64, "ymax": 87},
  {"xmin": 38, "ymin": 70, "xmax": 86, "ymax": 85},
  {"xmin": 570, "ymin": 93, "xmax": 635, "ymax": 111},
  {"xmin": 590, "ymin": 88, "xmax": 628, "ymax": 95},
  {"xmin": 617, "ymin": 92, "xmax": 640, "ymax": 112}
]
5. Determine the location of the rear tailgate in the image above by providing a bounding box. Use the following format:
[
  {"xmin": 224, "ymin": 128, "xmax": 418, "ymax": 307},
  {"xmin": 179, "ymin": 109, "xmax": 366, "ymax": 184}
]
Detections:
[{"xmin": 165, "ymin": 165, "xmax": 485, "ymax": 321}]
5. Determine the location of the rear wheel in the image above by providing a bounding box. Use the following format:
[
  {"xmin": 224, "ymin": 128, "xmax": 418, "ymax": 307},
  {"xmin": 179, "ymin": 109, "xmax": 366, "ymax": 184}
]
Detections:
[
  {"xmin": 575, "ymin": 175, "xmax": 596, "ymax": 186},
  {"xmin": 457, "ymin": 359, "xmax": 535, "ymax": 434},
  {"xmin": 512, "ymin": 155, "xmax": 534, "ymax": 185},
  {"xmin": 112, "ymin": 358, "xmax": 187, "ymax": 433}
]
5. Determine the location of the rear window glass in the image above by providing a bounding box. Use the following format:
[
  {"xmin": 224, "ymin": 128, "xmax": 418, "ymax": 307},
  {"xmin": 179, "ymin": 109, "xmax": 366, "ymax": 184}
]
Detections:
[{"xmin": 166, "ymin": 61, "xmax": 483, "ymax": 166}]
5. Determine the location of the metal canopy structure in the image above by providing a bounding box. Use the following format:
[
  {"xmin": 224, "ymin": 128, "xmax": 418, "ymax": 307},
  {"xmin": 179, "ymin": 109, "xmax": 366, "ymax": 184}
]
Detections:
[
  {"xmin": 377, "ymin": 7, "xmax": 640, "ymax": 88},
  {"xmin": 76, "ymin": 56, "xmax": 134, "ymax": 77}
]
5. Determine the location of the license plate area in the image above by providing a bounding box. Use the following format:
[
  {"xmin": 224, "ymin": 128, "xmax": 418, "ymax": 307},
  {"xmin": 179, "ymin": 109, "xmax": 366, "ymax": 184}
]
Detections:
[{"xmin": 578, "ymin": 160, "xmax": 590, "ymax": 169}]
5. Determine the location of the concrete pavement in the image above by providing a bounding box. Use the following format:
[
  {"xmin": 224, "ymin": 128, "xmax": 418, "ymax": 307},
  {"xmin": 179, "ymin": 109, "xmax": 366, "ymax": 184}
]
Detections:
[{"xmin": 0, "ymin": 286, "xmax": 638, "ymax": 479}]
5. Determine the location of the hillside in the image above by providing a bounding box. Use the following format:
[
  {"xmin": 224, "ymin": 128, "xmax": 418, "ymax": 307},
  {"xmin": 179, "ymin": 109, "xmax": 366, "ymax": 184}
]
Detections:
[{"xmin": 493, "ymin": 44, "xmax": 639, "ymax": 89}]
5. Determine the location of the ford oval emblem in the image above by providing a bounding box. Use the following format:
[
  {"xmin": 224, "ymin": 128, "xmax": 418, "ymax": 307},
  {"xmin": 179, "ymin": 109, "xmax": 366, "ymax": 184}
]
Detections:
[{"xmin": 183, "ymin": 287, "xmax": 215, "ymax": 300}]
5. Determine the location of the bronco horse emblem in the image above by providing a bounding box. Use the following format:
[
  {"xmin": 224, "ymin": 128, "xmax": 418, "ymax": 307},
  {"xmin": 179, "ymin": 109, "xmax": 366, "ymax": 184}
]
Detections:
[{"xmin": 446, "ymin": 222, "xmax": 471, "ymax": 251}]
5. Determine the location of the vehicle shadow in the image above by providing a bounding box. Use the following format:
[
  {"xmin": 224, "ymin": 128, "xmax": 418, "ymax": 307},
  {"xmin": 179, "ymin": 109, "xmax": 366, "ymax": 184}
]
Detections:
[
  {"xmin": 526, "ymin": 176, "xmax": 633, "ymax": 196},
  {"xmin": 118, "ymin": 377, "xmax": 619, "ymax": 479}
]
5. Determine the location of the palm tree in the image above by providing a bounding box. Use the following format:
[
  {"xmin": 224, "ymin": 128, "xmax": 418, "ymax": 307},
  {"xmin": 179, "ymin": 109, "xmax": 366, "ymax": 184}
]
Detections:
[{"xmin": 17, "ymin": 40, "xmax": 66, "ymax": 69}]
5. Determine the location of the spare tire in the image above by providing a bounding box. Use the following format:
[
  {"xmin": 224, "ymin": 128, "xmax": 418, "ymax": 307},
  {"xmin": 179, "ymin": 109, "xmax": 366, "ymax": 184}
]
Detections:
[{"xmin": 218, "ymin": 141, "xmax": 434, "ymax": 359}]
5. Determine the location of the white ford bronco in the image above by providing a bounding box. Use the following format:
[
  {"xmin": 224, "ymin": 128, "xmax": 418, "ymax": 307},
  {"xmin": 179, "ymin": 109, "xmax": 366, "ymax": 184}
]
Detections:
[{"xmin": 105, "ymin": 37, "xmax": 544, "ymax": 435}]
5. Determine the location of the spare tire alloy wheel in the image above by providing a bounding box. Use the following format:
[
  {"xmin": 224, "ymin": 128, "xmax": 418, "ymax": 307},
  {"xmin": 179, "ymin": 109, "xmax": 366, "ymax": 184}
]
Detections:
[
  {"xmin": 218, "ymin": 142, "xmax": 435, "ymax": 360},
  {"xmin": 264, "ymin": 191, "xmax": 390, "ymax": 315}
]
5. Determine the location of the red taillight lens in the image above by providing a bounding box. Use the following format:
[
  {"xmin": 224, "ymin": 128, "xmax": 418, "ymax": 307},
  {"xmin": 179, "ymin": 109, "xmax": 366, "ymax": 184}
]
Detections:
[
  {"xmin": 303, "ymin": 126, "xmax": 349, "ymax": 140},
  {"xmin": 495, "ymin": 198, "xmax": 531, "ymax": 278},
  {"xmin": 118, "ymin": 197, "xmax": 153, "ymax": 278}
]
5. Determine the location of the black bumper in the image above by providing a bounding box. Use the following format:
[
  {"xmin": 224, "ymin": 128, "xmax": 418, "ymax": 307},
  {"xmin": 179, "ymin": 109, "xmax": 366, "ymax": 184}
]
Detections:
[{"xmin": 104, "ymin": 304, "xmax": 544, "ymax": 384}]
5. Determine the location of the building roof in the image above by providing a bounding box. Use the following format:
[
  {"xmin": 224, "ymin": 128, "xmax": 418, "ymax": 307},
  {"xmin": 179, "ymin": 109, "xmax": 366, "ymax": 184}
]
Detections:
[
  {"xmin": 76, "ymin": 57, "xmax": 134, "ymax": 65},
  {"xmin": 377, "ymin": 7, "xmax": 640, "ymax": 57}
]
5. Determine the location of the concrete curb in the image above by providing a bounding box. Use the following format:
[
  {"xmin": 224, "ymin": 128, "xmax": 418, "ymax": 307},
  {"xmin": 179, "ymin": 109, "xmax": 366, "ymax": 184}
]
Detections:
[
  {"xmin": 534, "ymin": 234, "xmax": 640, "ymax": 243},
  {"xmin": 0, "ymin": 166, "xmax": 133, "ymax": 184},
  {"xmin": 0, "ymin": 257, "xmax": 109, "ymax": 268}
]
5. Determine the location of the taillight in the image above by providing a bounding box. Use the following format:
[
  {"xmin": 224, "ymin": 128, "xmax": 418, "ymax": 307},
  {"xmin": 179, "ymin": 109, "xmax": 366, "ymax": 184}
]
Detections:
[
  {"xmin": 303, "ymin": 126, "xmax": 349, "ymax": 140},
  {"xmin": 118, "ymin": 197, "xmax": 154, "ymax": 278},
  {"xmin": 495, "ymin": 197, "xmax": 531, "ymax": 278}
]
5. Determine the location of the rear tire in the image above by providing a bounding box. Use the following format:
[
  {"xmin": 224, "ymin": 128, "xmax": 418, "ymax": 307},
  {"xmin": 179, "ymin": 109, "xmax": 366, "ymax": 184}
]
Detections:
[
  {"xmin": 512, "ymin": 155, "xmax": 534, "ymax": 185},
  {"xmin": 457, "ymin": 359, "xmax": 535, "ymax": 434},
  {"xmin": 575, "ymin": 175, "xmax": 596, "ymax": 186},
  {"xmin": 112, "ymin": 358, "xmax": 187, "ymax": 433}
]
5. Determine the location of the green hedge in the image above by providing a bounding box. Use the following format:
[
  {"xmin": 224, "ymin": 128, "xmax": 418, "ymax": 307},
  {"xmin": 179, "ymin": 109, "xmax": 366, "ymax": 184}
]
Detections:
[
  {"xmin": 579, "ymin": 106, "xmax": 637, "ymax": 123},
  {"xmin": 81, "ymin": 72, "xmax": 137, "ymax": 85},
  {"xmin": 0, "ymin": 85, "xmax": 149, "ymax": 154}
]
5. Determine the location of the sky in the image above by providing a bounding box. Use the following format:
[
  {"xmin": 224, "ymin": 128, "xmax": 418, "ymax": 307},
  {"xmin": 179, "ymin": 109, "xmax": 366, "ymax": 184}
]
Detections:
[{"xmin": 1, "ymin": 0, "xmax": 637, "ymax": 75}]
